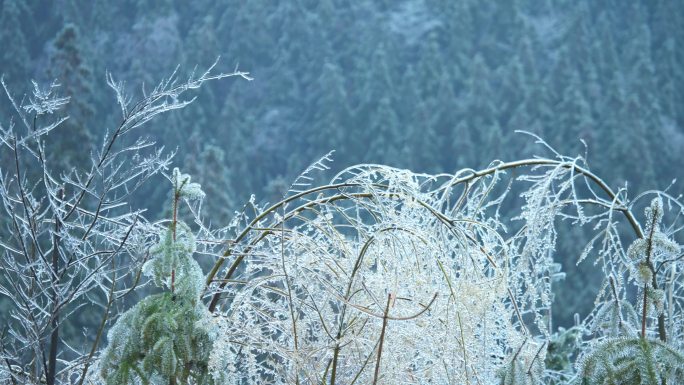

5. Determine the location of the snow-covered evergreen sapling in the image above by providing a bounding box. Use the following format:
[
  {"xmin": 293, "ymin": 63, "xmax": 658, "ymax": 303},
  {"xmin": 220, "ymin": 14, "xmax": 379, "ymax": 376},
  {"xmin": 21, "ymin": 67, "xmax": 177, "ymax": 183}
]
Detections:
[
  {"xmin": 576, "ymin": 198, "xmax": 684, "ymax": 385},
  {"xmin": 99, "ymin": 169, "xmax": 215, "ymax": 385},
  {"xmin": 497, "ymin": 340, "xmax": 546, "ymax": 385}
]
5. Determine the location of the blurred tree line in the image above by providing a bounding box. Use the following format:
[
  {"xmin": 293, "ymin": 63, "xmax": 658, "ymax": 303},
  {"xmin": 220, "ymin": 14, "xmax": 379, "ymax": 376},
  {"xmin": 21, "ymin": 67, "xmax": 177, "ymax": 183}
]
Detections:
[{"xmin": 1, "ymin": 0, "xmax": 682, "ymax": 329}]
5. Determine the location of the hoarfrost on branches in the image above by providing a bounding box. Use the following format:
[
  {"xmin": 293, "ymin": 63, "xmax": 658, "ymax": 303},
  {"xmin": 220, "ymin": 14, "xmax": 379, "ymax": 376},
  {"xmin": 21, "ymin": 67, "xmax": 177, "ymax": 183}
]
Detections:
[
  {"xmin": 201, "ymin": 135, "xmax": 684, "ymax": 384},
  {"xmin": 0, "ymin": 61, "xmax": 250, "ymax": 385},
  {"xmin": 2, "ymin": 61, "xmax": 683, "ymax": 384}
]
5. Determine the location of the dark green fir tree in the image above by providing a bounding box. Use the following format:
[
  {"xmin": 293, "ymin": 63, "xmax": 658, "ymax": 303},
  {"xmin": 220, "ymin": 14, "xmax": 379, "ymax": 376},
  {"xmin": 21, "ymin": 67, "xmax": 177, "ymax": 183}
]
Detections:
[
  {"xmin": 99, "ymin": 169, "xmax": 216, "ymax": 385},
  {"xmin": 46, "ymin": 23, "xmax": 95, "ymax": 170}
]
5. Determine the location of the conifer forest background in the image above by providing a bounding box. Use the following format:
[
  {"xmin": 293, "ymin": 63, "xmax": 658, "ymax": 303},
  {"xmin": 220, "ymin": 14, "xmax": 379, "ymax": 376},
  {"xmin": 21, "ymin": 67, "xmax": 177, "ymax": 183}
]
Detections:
[{"xmin": 1, "ymin": 0, "xmax": 683, "ymax": 377}]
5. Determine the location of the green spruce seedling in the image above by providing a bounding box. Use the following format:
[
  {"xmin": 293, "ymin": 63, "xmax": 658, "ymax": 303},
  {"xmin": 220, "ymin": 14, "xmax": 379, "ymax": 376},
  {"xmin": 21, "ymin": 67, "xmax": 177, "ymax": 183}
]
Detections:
[
  {"xmin": 498, "ymin": 340, "xmax": 546, "ymax": 385},
  {"xmin": 99, "ymin": 169, "xmax": 215, "ymax": 385},
  {"xmin": 577, "ymin": 198, "xmax": 684, "ymax": 385}
]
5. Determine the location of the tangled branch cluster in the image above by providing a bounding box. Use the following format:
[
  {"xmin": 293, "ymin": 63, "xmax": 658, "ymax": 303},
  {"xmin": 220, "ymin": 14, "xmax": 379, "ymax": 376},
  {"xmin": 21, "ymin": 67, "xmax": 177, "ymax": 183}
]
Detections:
[{"xmin": 1, "ymin": 65, "xmax": 682, "ymax": 385}]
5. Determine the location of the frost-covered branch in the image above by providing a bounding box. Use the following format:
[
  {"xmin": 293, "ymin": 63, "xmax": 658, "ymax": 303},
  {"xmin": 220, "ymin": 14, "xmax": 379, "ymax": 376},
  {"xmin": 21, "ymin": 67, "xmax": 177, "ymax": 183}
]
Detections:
[
  {"xmin": 201, "ymin": 136, "xmax": 683, "ymax": 384},
  {"xmin": 0, "ymin": 61, "xmax": 249, "ymax": 385}
]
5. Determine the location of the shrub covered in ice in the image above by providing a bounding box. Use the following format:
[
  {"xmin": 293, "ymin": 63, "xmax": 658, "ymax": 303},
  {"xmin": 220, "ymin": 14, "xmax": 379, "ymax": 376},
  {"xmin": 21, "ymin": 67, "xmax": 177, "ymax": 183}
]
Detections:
[{"xmin": 99, "ymin": 170, "xmax": 214, "ymax": 385}]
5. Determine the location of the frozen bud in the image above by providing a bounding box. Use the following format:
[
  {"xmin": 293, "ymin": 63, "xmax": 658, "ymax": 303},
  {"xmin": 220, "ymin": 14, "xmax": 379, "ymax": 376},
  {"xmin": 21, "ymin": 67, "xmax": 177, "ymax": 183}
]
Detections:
[
  {"xmin": 632, "ymin": 262, "xmax": 653, "ymax": 286},
  {"xmin": 653, "ymin": 232, "xmax": 680, "ymax": 256},
  {"xmin": 649, "ymin": 289, "xmax": 665, "ymax": 315},
  {"xmin": 644, "ymin": 197, "xmax": 664, "ymax": 232},
  {"xmin": 172, "ymin": 168, "xmax": 205, "ymax": 200},
  {"xmin": 626, "ymin": 238, "xmax": 646, "ymax": 262}
]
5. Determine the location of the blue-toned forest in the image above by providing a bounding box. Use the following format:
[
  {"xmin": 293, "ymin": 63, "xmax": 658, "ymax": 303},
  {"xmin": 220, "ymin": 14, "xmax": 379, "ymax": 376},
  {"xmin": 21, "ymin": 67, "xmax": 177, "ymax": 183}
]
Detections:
[{"xmin": 1, "ymin": 1, "xmax": 683, "ymax": 384}]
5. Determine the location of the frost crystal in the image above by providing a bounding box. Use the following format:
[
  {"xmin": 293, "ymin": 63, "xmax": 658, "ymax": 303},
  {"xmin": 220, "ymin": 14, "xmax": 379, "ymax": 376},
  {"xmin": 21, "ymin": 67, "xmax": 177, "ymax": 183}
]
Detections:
[
  {"xmin": 172, "ymin": 167, "xmax": 206, "ymax": 200},
  {"xmin": 23, "ymin": 80, "xmax": 70, "ymax": 115}
]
